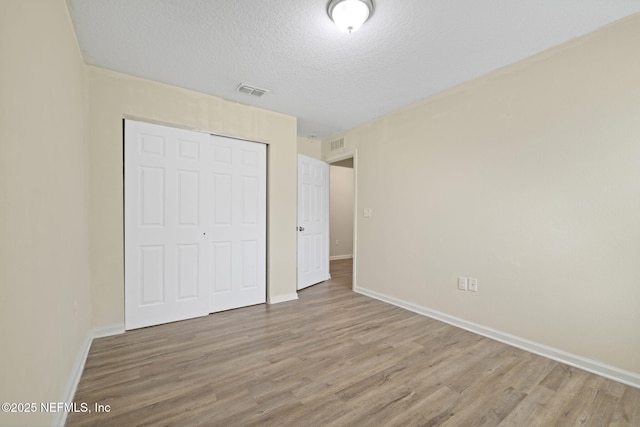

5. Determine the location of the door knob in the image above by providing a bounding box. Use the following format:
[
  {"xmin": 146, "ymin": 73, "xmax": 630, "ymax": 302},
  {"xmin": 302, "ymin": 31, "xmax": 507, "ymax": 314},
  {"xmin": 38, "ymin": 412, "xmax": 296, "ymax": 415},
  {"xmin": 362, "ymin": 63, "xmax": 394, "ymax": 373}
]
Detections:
[{"xmin": 297, "ymin": 226, "xmax": 305, "ymax": 232}]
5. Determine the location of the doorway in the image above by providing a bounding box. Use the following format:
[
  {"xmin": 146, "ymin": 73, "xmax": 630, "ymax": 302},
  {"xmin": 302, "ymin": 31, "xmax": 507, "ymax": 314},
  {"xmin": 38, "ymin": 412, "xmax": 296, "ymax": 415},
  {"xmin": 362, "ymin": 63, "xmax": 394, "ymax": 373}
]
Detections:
[{"xmin": 327, "ymin": 152, "xmax": 357, "ymax": 289}]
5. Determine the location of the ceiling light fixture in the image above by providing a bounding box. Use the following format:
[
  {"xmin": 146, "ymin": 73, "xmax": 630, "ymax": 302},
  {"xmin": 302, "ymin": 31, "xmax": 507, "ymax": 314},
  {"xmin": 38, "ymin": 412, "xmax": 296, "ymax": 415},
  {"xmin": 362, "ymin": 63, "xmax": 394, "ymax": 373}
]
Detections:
[{"xmin": 327, "ymin": 0, "xmax": 373, "ymax": 33}]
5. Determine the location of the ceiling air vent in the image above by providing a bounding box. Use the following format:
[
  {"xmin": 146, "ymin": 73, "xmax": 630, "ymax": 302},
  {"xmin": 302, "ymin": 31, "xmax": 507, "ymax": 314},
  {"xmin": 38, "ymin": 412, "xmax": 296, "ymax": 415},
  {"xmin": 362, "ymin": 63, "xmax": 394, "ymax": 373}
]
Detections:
[
  {"xmin": 236, "ymin": 83, "xmax": 269, "ymax": 97},
  {"xmin": 330, "ymin": 138, "xmax": 345, "ymax": 151}
]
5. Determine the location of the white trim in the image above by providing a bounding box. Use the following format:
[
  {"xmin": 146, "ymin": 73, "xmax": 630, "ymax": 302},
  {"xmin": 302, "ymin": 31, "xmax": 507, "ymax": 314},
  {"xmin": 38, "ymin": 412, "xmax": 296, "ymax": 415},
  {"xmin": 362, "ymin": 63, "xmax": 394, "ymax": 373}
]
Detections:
[
  {"xmin": 93, "ymin": 323, "xmax": 125, "ymax": 338},
  {"xmin": 351, "ymin": 151, "xmax": 358, "ymax": 289},
  {"xmin": 268, "ymin": 293, "xmax": 299, "ymax": 305},
  {"xmin": 54, "ymin": 333, "xmax": 92, "ymax": 427},
  {"xmin": 355, "ymin": 286, "xmax": 640, "ymax": 389},
  {"xmin": 330, "ymin": 254, "xmax": 353, "ymax": 260},
  {"xmin": 55, "ymin": 324, "xmax": 125, "ymax": 426},
  {"xmin": 325, "ymin": 149, "xmax": 355, "ymax": 164}
]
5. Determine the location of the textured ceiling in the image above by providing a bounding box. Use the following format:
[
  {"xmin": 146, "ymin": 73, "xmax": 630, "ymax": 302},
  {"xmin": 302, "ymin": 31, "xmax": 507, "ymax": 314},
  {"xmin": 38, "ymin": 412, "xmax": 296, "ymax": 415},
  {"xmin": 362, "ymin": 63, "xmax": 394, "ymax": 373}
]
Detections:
[{"xmin": 67, "ymin": 1, "xmax": 640, "ymax": 139}]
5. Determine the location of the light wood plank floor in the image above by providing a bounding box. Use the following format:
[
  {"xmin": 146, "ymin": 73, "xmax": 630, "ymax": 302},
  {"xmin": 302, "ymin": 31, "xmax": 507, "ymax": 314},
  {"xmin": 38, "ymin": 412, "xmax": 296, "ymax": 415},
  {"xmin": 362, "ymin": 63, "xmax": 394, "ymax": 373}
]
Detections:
[{"xmin": 67, "ymin": 259, "xmax": 639, "ymax": 426}]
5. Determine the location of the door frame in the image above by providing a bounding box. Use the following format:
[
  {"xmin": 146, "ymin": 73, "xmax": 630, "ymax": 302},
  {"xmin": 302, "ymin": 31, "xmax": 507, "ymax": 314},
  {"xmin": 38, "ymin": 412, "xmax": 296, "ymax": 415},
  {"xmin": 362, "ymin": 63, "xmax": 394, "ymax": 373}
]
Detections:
[{"xmin": 325, "ymin": 149, "xmax": 358, "ymax": 290}]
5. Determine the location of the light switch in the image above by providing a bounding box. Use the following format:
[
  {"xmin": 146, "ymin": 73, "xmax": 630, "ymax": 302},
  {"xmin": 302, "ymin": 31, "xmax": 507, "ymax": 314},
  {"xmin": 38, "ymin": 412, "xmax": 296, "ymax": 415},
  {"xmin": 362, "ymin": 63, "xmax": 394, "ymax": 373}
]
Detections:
[
  {"xmin": 363, "ymin": 208, "xmax": 372, "ymax": 218},
  {"xmin": 458, "ymin": 277, "xmax": 468, "ymax": 291}
]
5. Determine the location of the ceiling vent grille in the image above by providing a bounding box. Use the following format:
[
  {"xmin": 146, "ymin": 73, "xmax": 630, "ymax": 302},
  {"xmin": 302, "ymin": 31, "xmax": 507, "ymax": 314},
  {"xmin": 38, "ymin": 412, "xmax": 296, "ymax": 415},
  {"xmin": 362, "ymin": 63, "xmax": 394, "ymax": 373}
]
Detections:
[
  {"xmin": 330, "ymin": 138, "xmax": 345, "ymax": 151},
  {"xmin": 236, "ymin": 83, "xmax": 269, "ymax": 97}
]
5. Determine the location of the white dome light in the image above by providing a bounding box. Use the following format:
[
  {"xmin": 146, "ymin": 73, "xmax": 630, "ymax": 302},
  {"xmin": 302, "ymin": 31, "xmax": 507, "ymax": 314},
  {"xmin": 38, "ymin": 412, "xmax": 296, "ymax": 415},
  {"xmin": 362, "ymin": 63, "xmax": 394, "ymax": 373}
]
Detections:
[{"xmin": 328, "ymin": 0, "xmax": 373, "ymax": 33}]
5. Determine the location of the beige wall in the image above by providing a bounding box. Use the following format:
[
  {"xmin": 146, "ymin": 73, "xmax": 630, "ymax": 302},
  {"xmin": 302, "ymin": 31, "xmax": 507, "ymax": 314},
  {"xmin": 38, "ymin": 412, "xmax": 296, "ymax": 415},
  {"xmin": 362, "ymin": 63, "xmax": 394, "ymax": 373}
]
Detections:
[
  {"xmin": 323, "ymin": 15, "xmax": 640, "ymax": 374},
  {"xmin": 88, "ymin": 67, "xmax": 298, "ymax": 327},
  {"xmin": 330, "ymin": 165, "xmax": 355, "ymax": 258},
  {"xmin": 297, "ymin": 136, "xmax": 322, "ymax": 159},
  {"xmin": 0, "ymin": 1, "xmax": 92, "ymax": 426}
]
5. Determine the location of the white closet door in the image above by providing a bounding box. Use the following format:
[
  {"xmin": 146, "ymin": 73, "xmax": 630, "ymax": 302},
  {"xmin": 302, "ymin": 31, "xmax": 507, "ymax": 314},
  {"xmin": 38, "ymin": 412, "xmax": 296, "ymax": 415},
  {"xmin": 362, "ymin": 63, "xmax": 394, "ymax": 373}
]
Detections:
[
  {"xmin": 125, "ymin": 120, "xmax": 211, "ymax": 329},
  {"xmin": 209, "ymin": 135, "xmax": 266, "ymax": 313},
  {"xmin": 125, "ymin": 121, "xmax": 266, "ymax": 330}
]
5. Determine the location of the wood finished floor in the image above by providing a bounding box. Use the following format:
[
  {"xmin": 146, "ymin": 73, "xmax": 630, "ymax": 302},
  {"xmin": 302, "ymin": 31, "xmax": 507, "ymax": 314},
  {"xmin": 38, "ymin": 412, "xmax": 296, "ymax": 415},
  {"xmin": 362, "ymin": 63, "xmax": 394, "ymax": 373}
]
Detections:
[{"xmin": 67, "ymin": 259, "xmax": 640, "ymax": 426}]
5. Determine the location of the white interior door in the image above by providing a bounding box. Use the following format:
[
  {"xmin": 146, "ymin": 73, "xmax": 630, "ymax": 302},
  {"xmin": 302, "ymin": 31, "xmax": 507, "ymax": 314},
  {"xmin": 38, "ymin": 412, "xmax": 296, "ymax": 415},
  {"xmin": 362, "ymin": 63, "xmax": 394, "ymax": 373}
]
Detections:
[
  {"xmin": 125, "ymin": 121, "xmax": 266, "ymax": 330},
  {"xmin": 125, "ymin": 120, "xmax": 211, "ymax": 329},
  {"xmin": 297, "ymin": 154, "xmax": 330, "ymax": 290},
  {"xmin": 209, "ymin": 135, "xmax": 266, "ymax": 313}
]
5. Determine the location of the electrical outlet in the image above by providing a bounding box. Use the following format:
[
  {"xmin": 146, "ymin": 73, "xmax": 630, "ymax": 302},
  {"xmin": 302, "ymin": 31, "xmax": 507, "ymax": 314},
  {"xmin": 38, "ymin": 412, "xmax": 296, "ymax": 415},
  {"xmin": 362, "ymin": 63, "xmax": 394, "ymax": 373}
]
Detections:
[
  {"xmin": 468, "ymin": 277, "xmax": 478, "ymax": 292},
  {"xmin": 458, "ymin": 277, "xmax": 468, "ymax": 291}
]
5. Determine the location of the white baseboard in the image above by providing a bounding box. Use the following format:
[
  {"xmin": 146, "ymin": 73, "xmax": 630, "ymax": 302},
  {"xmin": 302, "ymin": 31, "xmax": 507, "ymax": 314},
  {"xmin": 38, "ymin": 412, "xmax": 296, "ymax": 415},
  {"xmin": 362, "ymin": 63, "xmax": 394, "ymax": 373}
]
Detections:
[
  {"xmin": 55, "ymin": 323, "xmax": 125, "ymax": 427},
  {"xmin": 268, "ymin": 293, "xmax": 299, "ymax": 305},
  {"xmin": 329, "ymin": 254, "xmax": 353, "ymax": 261},
  {"xmin": 92, "ymin": 323, "xmax": 125, "ymax": 339},
  {"xmin": 355, "ymin": 286, "xmax": 640, "ymax": 389},
  {"xmin": 54, "ymin": 331, "xmax": 93, "ymax": 427}
]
